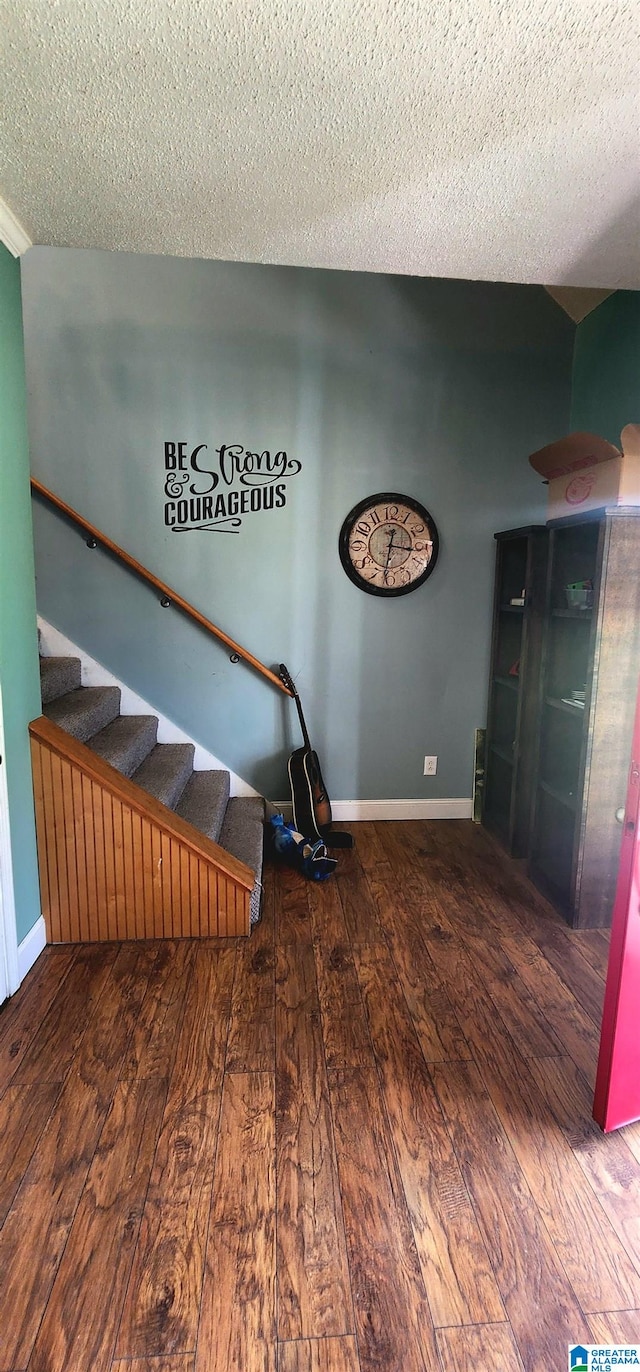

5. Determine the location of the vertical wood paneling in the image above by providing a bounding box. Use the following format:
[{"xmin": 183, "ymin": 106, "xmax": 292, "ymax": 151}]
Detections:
[
  {"xmin": 190, "ymin": 851, "xmax": 201, "ymax": 937},
  {"xmin": 121, "ymin": 805, "xmax": 138, "ymax": 939},
  {"xmin": 159, "ymin": 831, "xmax": 170, "ymax": 937},
  {"xmin": 230, "ymin": 870, "xmax": 237, "ymax": 938},
  {"xmin": 104, "ymin": 789, "xmax": 119, "ymax": 940},
  {"xmin": 71, "ymin": 765, "xmax": 91, "ymax": 939},
  {"xmin": 50, "ymin": 752, "xmax": 71, "ymax": 940},
  {"xmin": 92, "ymin": 775, "xmax": 108, "ymax": 942},
  {"xmin": 169, "ymin": 838, "xmax": 183, "ymax": 937},
  {"xmin": 237, "ymin": 883, "xmax": 245, "ymax": 936},
  {"xmin": 82, "ymin": 773, "xmax": 99, "ymax": 942},
  {"xmin": 151, "ymin": 824, "xmax": 163, "ymax": 937},
  {"xmin": 230, "ymin": 877, "xmax": 239, "ymax": 935},
  {"xmin": 141, "ymin": 817, "xmax": 154, "ymax": 939},
  {"xmin": 212, "ymin": 870, "xmax": 221, "ymax": 936},
  {"xmin": 55, "ymin": 757, "xmax": 73, "ymax": 941},
  {"xmin": 131, "ymin": 809, "xmax": 146, "ymax": 939},
  {"xmin": 40, "ymin": 746, "xmax": 62, "ymax": 942},
  {"xmin": 29, "ymin": 733, "xmax": 251, "ymax": 944},
  {"xmin": 220, "ymin": 869, "xmax": 230, "ymax": 934},
  {"xmin": 62, "ymin": 755, "xmax": 79, "ymax": 940},
  {"xmin": 68, "ymin": 759, "xmax": 85, "ymax": 941},
  {"xmin": 112, "ymin": 793, "xmax": 126, "ymax": 940},
  {"xmin": 100, "ymin": 787, "xmax": 114, "ymax": 942},
  {"xmin": 31, "ymin": 741, "xmax": 51, "ymax": 919},
  {"xmin": 200, "ymin": 857, "xmax": 210, "ymax": 937},
  {"xmin": 180, "ymin": 845, "xmax": 191, "ymax": 938}
]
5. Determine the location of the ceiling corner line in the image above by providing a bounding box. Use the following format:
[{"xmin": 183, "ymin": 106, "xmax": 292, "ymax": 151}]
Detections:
[
  {"xmin": 0, "ymin": 196, "xmax": 33, "ymax": 257},
  {"xmin": 544, "ymin": 285, "xmax": 616, "ymax": 325}
]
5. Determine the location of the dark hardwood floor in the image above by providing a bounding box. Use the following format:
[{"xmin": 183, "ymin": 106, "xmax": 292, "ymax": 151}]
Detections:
[{"xmin": 1, "ymin": 819, "xmax": 639, "ymax": 1372}]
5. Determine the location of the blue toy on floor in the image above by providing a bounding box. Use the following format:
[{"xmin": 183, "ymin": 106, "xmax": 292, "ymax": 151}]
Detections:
[{"xmin": 269, "ymin": 814, "xmax": 337, "ymax": 881}]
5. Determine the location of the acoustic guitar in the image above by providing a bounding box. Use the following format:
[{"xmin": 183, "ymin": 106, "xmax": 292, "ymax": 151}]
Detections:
[{"xmin": 279, "ymin": 664, "xmax": 353, "ymax": 848}]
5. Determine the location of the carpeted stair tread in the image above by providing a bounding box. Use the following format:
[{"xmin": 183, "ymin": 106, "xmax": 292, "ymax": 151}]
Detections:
[
  {"xmin": 219, "ymin": 797, "xmax": 265, "ymax": 925},
  {"xmin": 131, "ymin": 742, "xmax": 195, "ymax": 810},
  {"xmin": 40, "ymin": 655, "xmax": 82, "ymax": 704},
  {"xmin": 219, "ymin": 797, "xmax": 265, "ymax": 874},
  {"xmin": 87, "ymin": 714, "xmax": 158, "ymax": 778},
  {"xmin": 44, "ymin": 686, "xmax": 121, "ymax": 742},
  {"xmin": 175, "ymin": 769, "xmax": 230, "ymax": 844}
]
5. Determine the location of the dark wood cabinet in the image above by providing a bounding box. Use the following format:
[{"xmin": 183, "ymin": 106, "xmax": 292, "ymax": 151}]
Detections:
[
  {"xmin": 483, "ymin": 526, "xmax": 547, "ymax": 856},
  {"xmin": 484, "ymin": 508, "xmax": 640, "ymax": 929},
  {"xmin": 529, "ymin": 507, "xmax": 640, "ymax": 928}
]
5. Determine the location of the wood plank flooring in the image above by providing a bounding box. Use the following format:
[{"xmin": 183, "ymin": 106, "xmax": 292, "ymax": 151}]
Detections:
[{"xmin": 1, "ymin": 819, "xmax": 639, "ymax": 1371}]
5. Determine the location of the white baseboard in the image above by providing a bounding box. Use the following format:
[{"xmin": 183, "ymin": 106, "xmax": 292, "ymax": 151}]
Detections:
[
  {"xmin": 17, "ymin": 916, "xmax": 47, "ymax": 982},
  {"xmin": 0, "ymin": 684, "xmax": 21, "ymax": 997},
  {"xmin": 272, "ymin": 798, "xmax": 473, "ymax": 822},
  {"xmin": 38, "ymin": 617, "xmax": 258, "ymax": 798}
]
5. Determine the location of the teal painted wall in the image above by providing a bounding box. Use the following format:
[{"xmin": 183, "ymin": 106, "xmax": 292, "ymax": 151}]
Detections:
[
  {"xmin": 570, "ymin": 291, "xmax": 640, "ymax": 444},
  {"xmin": 21, "ymin": 248, "xmax": 574, "ymax": 801},
  {"xmin": 0, "ymin": 245, "xmax": 41, "ymax": 945}
]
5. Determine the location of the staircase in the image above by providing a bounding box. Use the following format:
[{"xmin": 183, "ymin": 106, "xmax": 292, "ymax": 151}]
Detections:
[{"xmin": 32, "ymin": 654, "xmax": 265, "ymax": 941}]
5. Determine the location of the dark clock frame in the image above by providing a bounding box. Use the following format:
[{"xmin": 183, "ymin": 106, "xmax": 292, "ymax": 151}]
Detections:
[{"xmin": 338, "ymin": 491, "xmax": 440, "ymax": 597}]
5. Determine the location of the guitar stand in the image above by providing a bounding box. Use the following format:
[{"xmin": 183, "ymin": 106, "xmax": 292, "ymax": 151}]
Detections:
[{"xmin": 320, "ymin": 828, "xmax": 354, "ymax": 850}]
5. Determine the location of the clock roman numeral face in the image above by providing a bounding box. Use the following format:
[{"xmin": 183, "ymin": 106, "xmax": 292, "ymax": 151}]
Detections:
[{"xmin": 339, "ymin": 494, "xmax": 439, "ymax": 597}]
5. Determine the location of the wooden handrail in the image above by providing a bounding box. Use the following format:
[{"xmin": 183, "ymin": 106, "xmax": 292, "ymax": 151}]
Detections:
[{"xmin": 31, "ymin": 477, "xmax": 292, "ymax": 696}]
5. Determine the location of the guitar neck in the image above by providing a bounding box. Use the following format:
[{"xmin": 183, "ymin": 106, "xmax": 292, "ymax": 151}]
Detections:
[
  {"xmin": 279, "ymin": 664, "xmax": 313, "ymax": 751},
  {"xmin": 293, "ymin": 691, "xmax": 312, "ymax": 751}
]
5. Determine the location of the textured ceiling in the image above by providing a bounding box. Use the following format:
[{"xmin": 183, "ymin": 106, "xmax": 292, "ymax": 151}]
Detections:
[{"xmin": 1, "ymin": 0, "xmax": 638, "ymax": 287}]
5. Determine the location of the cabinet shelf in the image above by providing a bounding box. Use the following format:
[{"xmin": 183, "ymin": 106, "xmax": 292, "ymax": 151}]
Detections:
[
  {"xmin": 545, "ymin": 696, "xmax": 585, "ymax": 718},
  {"xmin": 551, "ymin": 608, "xmax": 592, "ymax": 620},
  {"xmin": 494, "ymin": 675, "xmax": 519, "ymax": 693},
  {"xmin": 538, "ymin": 779, "xmax": 577, "ymax": 812},
  {"xmin": 490, "ymin": 742, "xmax": 515, "ymax": 766},
  {"xmin": 499, "ymin": 603, "xmax": 525, "ymax": 614}
]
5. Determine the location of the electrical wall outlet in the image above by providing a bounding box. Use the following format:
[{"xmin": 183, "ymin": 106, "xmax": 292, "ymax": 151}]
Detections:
[{"xmin": 424, "ymin": 755, "xmax": 438, "ymax": 775}]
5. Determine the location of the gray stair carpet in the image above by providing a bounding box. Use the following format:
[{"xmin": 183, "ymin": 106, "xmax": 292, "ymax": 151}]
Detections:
[
  {"xmin": 44, "ymin": 685, "xmax": 121, "ymax": 742},
  {"xmin": 38, "ymin": 654, "xmax": 264, "ymax": 925},
  {"xmin": 131, "ymin": 743, "xmax": 195, "ymax": 810},
  {"xmin": 87, "ymin": 714, "xmax": 159, "ymax": 777},
  {"xmin": 219, "ymin": 796, "xmax": 266, "ymax": 926},
  {"xmin": 176, "ymin": 768, "xmax": 230, "ymax": 844},
  {"xmin": 40, "ymin": 655, "xmax": 81, "ymax": 704}
]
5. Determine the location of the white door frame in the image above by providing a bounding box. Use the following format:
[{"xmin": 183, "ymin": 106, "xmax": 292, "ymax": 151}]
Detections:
[{"xmin": 0, "ymin": 682, "xmax": 20, "ymax": 998}]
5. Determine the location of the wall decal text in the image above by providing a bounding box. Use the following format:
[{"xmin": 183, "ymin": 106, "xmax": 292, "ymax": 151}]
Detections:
[{"xmin": 163, "ymin": 441, "xmax": 302, "ymax": 532}]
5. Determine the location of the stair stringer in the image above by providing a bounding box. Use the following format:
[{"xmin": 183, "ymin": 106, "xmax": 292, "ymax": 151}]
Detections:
[{"xmin": 30, "ymin": 715, "xmax": 253, "ymax": 942}]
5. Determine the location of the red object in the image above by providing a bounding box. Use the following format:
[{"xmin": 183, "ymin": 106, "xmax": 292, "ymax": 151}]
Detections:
[{"xmin": 593, "ymin": 675, "xmax": 640, "ymax": 1131}]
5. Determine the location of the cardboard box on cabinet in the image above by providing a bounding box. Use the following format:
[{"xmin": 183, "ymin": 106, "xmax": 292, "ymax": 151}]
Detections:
[{"xmin": 529, "ymin": 424, "xmax": 640, "ymax": 521}]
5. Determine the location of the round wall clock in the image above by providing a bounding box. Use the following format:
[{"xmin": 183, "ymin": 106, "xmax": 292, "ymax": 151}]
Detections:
[{"xmin": 338, "ymin": 492, "xmax": 439, "ymax": 597}]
